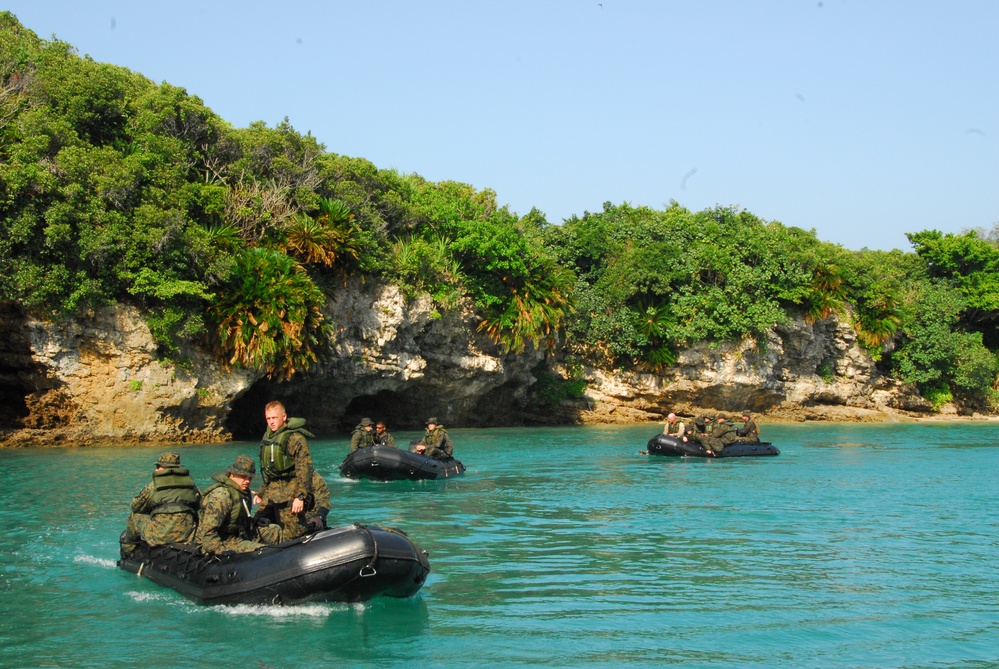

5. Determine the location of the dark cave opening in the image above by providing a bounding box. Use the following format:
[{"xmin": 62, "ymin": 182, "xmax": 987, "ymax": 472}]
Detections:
[
  {"xmin": 226, "ymin": 378, "xmax": 286, "ymax": 440},
  {"xmin": 342, "ymin": 390, "xmax": 429, "ymax": 432},
  {"xmin": 0, "ymin": 302, "xmax": 38, "ymax": 428}
]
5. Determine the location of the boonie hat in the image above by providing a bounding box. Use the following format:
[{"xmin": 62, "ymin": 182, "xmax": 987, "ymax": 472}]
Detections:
[
  {"xmin": 359, "ymin": 417, "xmax": 373, "ymax": 427},
  {"xmin": 716, "ymin": 414, "xmax": 727, "ymax": 421},
  {"xmin": 425, "ymin": 416, "xmax": 438, "ymax": 425},
  {"xmin": 227, "ymin": 455, "xmax": 256, "ymax": 478},
  {"xmin": 156, "ymin": 452, "xmax": 182, "ymax": 468}
]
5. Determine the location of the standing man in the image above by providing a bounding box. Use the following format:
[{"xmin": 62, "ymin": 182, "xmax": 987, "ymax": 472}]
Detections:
[
  {"xmin": 736, "ymin": 411, "xmax": 761, "ymax": 443},
  {"xmin": 350, "ymin": 417, "xmax": 376, "ymax": 452},
  {"xmin": 258, "ymin": 401, "xmax": 314, "ymax": 541},
  {"xmin": 414, "ymin": 416, "xmax": 454, "ymax": 460},
  {"xmin": 196, "ymin": 455, "xmax": 279, "ymax": 554},
  {"xmin": 662, "ymin": 413, "xmax": 685, "ymax": 437},
  {"xmin": 373, "ymin": 421, "xmax": 395, "ymax": 448},
  {"xmin": 122, "ymin": 452, "xmax": 201, "ymax": 552}
]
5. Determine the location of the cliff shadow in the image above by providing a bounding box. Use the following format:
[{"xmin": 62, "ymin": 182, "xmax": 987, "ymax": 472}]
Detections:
[{"xmin": 0, "ymin": 302, "xmax": 55, "ymax": 430}]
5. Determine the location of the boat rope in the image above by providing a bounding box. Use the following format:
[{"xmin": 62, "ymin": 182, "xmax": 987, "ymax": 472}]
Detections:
[{"xmin": 354, "ymin": 523, "xmax": 378, "ymax": 577}]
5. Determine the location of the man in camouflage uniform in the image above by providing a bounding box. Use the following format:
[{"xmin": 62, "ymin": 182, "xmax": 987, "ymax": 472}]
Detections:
[
  {"xmin": 195, "ymin": 455, "xmax": 281, "ymax": 554},
  {"xmin": 684, "ymin": 414, "xmax": 736, "ymax": 456},
  {"xmin": 257, "ymin": 401, "xmax": 314, "ymax": 541},
  {"xmin": 414, "ymin": 416, "xmax": 454, "ymax": 460},
  {"xmin": 701, "ymin": 414, "xmax": 739, "ymax": 455},
  {"xmin": 350, "ymin": 417, "xmax": 376, "ymax": 452},
  {"xmin": 684, "ymin": 415, "xmax": 709, "ymax": 439},
  {"xmin": 373, "ymin": 421, "xmax": 395, "ymax": 448},
  {"xmin": 122, "ymin": 452, "xmax": 200, "ymax": 552},
  {"xmin": 736, "ymin": 411, "xmax": 761, "ymax": 443}
]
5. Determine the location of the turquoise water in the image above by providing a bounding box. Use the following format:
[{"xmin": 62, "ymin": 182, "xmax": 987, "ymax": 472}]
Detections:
[{"xmin": 1, "ymin": 422, "xmax": 997, "ymax": 669}]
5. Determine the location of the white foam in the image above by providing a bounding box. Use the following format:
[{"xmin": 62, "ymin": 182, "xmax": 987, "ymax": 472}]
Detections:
[
  {"xmin": 213, "ymin": 601, "xmax": 357, "ymax": 617},
  {"xmin": 74, "ymin": 554, "xmax": 117, "ymax": 568},
  {"xmin": 126, "ymin": 590, "xmax": 175, "ymax": 603}
]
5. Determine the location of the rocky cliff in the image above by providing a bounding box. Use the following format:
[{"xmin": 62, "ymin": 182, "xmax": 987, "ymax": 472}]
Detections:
[
  {"xmin": 555, "ymin": 316, "xmax": 936, "ymax": 425},
  {"xmin": 0, "ymin": 282, "xmax": 543, "ymax": 446},
  {"xmin": 0, "ymin": 286, "xmax": 948, "ymax": 448}
]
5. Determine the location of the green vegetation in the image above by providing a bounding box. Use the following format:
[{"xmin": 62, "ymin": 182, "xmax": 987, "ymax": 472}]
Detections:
[
  {"xmin": 2, "ymin": 13, "xmax": 997, "ymax": 409},
  {"xmin": 528, "ymin": 364, "xmax": 588, "ymax": 412}
]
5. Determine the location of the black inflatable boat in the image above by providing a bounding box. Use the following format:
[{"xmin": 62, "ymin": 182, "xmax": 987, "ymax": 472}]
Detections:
[
  {"xmin": 646, "ymin": 433, "xmax": 780, "ymax": 458},
  {"xmin": 117, "ymin": 523, "xmax": 431, "ymax": 605},
  {"xmin": 339, "ymin": 444, "xmax": 466, "ymax": 481}
]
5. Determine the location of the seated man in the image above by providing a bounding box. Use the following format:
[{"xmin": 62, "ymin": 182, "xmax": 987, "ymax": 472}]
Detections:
[
  {"xmin": 662, "ymin": 413, "xmax": 685, "ymax": 437},
  {"xmin": 736, "ymin": 411, "xmax": 761, "ymax": 443},
  {"xmin": 373, "ymin": 421, "xmax": 395, "ymax": 448},
  {"xmin": 196, "ymin": 455, "xmax": 282, "ymax": 555},
  {"xmin": 350, "ymin": 417, "xmax": 376, "ymax": 452},
  {"xmin": 707, "ymin": 414, "xmax": 739, "ymax": 455},
  {"xmin": 414, "ymin": 416, "xmax": 454, "ymax": 460},
  {"xmin": 686, "ymin": 414, "xmax": 737, "ymax": 456},
  {"xmin": 122, "ymin": 452, "xmax": 200, "ymax": 552}
]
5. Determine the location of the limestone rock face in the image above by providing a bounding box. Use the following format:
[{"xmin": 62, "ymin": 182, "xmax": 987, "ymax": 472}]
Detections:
[
  {"xmin": 247, "ymin": 282, "xmax": 544, "ymax": 435},
  {"xmin": 0, "ymin": 291, "xmax": 945, "ymax": 447},
  {"xmin": 2, "ymin": 305, "xmax": 251, "ymax": 446},
  {"xmin": 0, "ymin": 282, "xmax": 545, "ymax": 445},
  {"xmin": 558, "ymin": 315, "xmax": 931, "ymax": 424}
]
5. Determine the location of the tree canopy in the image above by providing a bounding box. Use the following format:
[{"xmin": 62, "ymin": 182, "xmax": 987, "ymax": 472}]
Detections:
[{"xmin": 1, "ymin": 12, "xmax": 996, "ymax": 408}]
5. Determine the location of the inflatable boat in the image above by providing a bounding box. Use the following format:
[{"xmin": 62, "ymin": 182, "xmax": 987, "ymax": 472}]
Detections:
[
  {"xmin": 339, "ymin": 444, "xmax": 466, "ymax": 481},
  {"xmin": 117, "ymin": 523, "xmax": 431, "ymax": 605},
  {"xmin": 646, "ymin": 433, "xmax": 780, "ymax": 458}
]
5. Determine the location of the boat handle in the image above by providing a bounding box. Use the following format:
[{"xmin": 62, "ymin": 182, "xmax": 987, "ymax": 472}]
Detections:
[{"xmin": 359, "ymin": 565, "xmax": 377, "ymax": 577}]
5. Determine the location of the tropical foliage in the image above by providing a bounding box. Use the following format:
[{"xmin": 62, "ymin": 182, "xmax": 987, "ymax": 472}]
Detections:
[
  {"xmin": 2, "ymin": 12, "xmax": 997, "ymax": 409},
  {"xmin": 208, "ymin": 248, "xmax": 329, "ymax": 380}
]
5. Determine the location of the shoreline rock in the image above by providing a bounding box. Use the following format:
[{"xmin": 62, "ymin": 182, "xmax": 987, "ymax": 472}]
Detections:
[{"xmin": 0, "ymin": 288, "xmax": 992, "ymax": 449}]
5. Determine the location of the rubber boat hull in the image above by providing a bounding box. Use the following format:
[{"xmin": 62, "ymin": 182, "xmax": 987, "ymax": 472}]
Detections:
[
  {"xmin": 340, "ymin": 444, "xmax": 466, "ymax": 481},
  {"xmin": 117, "ymin": 523, "xmax": 431, "ymax": 605},
  {"xmin": 647, "ymin": 433, "xmax": 780, "ymax": 458}
]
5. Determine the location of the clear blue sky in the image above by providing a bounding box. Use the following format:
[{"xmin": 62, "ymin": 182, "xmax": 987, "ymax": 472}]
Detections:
[{"xmin": 6, "ymin": 1, "xmax": 998, "ymax": 251}]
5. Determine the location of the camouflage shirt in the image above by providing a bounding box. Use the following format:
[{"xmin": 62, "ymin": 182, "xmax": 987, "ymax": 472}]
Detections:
[
  {"xmin": 195, "ymin": 474, "xmax": 258, "ymax": 554},
  {"xmin": 421, "ymin": 425, "xmax": 454, "ymax": 460},
  {"xmin": 710, "ymin": 421, "xmax": 739, "ymax": 445},
  {"xmin": 127, "ymin": 469, "xmax": 200, "ymax": 546},
  {"xmin": 305, "ymin": 470, "xmax": 332, "ymax": 527},
  {"xmin": 260, "ymin": 430, "xmax": 314, "ymax": 503},
  {"xmin": 350, "ymin": 426, "xmax": 375, "ymax": 453}
]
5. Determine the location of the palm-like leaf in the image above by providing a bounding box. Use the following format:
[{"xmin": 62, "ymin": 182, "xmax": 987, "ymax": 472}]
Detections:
[
  {"xmin": 282, "ymin": 198, "xmax": 361, "ymax": 272},
  {"xmin": 804, "ymin": 263, "xmax": 847, "ymax": 322},
  {"xmin": 209, "ymin": 247, "xmax": 330, "ymax": 380},
  {"xmin": 478, "ymin": 263, "xmax": 574, "ymax": 353}
]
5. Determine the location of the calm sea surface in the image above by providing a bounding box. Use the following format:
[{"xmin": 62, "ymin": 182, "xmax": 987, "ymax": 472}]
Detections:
[{"xmin": 1, "ymin": 422, "xmax": 997, "ymax": 669}]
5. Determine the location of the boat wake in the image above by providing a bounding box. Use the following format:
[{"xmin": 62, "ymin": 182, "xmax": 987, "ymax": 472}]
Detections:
[
  {"xmin": 125, "ymin": 590, "xmax": 184, "ymax": 604},
  {"xmin": 74, "ymin": 554, "xmax": 116, "ymax": 568},
  {"xmin": 216, "ymin": 602, "xmax": 360, "ymax": 618}
]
